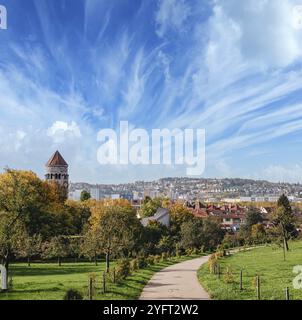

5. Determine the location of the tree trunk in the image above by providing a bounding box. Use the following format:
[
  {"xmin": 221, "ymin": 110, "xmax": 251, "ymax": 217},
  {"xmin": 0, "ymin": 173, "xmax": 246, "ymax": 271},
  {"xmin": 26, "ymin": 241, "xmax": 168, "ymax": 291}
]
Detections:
[
  {"xmin": 58, "ymin": 256, "xmax": 61, "ymax": 267},
  {"xmin": 0, "ymin": 264, "xmax": 7, "ymax": 291},
  {"xmin": 106, "ymin": 252, "xmax": 110, "ymax": 273},
  {"xmin": 94, "ymin": 253, "xmax": 98, "ymax": 266},
  {"xmin": 27, "ymin": 256, "xmax": 31, "ymax": 267}
]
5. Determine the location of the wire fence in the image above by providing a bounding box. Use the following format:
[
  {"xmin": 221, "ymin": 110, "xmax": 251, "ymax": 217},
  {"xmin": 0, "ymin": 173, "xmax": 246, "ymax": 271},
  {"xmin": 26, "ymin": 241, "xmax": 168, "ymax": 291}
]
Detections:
[{"xmin": 204, "ymin": 261, "xmax": 301, "ymax": 300}]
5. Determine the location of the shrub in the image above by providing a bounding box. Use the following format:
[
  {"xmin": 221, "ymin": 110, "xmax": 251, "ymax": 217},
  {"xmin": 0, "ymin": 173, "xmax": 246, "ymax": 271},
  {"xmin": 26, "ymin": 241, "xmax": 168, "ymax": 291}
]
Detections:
[
  {"xmin": 116, "ymin": 258, "xmax": 131, "ymax": 280},
  {"xmin": 223, "ymin": 267, "xmax": 234, "ymax": 284},
  {"xmin": 147, "ymin": 255, "xmax": 155, "ymax": 265},
  {"xmin": 138, "ymin": 256, "xmax": 148, "ymax": 268},
  {"xmin": 208, "ymin": 254, "xmax": 218, "ymax": 274},
  {"xmin": 63, "ymin": 289, "xmax": 83, "ymax": 300},
  {"xmin": 161, "ymin": 252, "xmax": 168, "ymax": 262},
  {"xmin": 130, "ymin": 258, "xmax": 139, "ymax": 272},
  {"xmin": 154, "ymin": 255, "xmax": 161, "ymax": 263}
]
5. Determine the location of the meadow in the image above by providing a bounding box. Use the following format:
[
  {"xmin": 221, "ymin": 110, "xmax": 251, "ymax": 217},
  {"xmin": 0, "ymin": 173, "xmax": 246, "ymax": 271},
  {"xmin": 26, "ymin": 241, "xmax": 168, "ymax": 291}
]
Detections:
[
  {"xmin": 198, "ymin": 241, "xmax": 302, "ymax": 300},
  {"xmin": 0, "ymin": 255, "xmax": 197, "ymax": 300}
]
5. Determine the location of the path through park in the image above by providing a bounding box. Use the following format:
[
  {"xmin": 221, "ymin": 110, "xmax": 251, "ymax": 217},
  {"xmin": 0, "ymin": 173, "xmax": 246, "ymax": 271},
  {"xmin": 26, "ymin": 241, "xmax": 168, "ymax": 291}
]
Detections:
[{"xmin": 140, "ymin": 256, "xmax": 210, "ymax": 300}]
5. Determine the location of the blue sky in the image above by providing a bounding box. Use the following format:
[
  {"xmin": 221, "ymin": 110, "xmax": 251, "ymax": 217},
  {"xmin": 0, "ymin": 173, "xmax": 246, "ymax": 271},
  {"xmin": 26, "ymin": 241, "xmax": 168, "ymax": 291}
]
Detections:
[{"xmin": 1, "ymin": 0, "xmax": 302, "ymax": 183}]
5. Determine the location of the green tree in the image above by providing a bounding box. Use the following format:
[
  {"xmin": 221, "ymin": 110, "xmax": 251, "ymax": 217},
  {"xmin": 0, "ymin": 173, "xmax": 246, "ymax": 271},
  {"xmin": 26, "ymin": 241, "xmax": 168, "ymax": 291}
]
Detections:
[
  {"xmin": 272, "ymin": 194, "xmax": 296, "ymax": 252},
  {"xmin": 88, "ymin": 204, "xmax": 143, "ymax": 271},
  {"xmin": 80, "ymin": 229, "xmax": 102, "ymax": 265},
  {"xmin": 42, "ymin": 236, "xmax": 69, "ymax": 266},
  {"xmin": 0, "ymin": 169, "xmax": 53, "ymax": 289},
  {"xmin": 80, "ymin": 190, "xmax": 91, "ymax": 202},
  {"xmin": 15, "ymin": 233, "xmax": 42, "ymax": 266},
  {"xmin": 180, "ymin": 218, "xmax": 204, "ymax": 250},
  {"xmin": 245, "ymin": 207, "xmax": 263, "ymax": 230},
  {"xmin": 139, "ymin": 197, "xmax": 163, "ymax": 218}
]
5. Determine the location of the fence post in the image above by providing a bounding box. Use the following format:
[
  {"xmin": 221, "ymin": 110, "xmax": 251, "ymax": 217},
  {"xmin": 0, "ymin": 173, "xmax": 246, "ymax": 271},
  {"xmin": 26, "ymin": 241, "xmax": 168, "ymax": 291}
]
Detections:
[
  {"xmin": 256, "ymin": 275, "xmax": 260, "ymax": 300},
  {"xmin": 88, "ymin": 276, "xmax": 93, "ymax": 300},
  {"xmin": 285, "ymin": 287, "xmax": 289, "ymax": 300},
  {"xmin": 240, "ymin": 270, "xmax": 243, "ymax": 291},
  {"xmin": 103, "ymin": 271, "xmax": 106, "ymax": 294}
]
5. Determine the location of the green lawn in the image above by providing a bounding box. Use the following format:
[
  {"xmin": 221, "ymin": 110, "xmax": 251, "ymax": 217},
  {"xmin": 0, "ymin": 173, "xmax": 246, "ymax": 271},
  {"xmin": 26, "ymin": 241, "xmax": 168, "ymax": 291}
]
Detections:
[
  {"xmin": 198, "ymin": 241, "xmax": 302, "ymax": 300},
  {"xmin": 0, "ymin": 255, "xmax": 198, "ymax": 300}
]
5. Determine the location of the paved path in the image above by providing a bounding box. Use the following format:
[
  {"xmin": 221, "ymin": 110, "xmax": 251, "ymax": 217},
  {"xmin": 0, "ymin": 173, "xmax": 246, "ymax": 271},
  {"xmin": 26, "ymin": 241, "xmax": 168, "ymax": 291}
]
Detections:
[{"xmin": 140, "ymin": 256, "xmax": 210, "ymax": 300}]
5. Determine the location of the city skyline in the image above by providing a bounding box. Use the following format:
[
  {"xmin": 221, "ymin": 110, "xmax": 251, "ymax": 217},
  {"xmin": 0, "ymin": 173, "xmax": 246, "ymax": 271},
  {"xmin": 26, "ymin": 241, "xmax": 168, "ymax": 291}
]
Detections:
[{"xmin": 1, "ymin": 0, "xmax": 302, "ymax": 183}]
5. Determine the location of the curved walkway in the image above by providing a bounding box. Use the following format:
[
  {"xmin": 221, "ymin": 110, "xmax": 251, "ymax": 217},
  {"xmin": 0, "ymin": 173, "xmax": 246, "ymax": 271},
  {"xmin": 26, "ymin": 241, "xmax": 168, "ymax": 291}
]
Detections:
[{"xmin": 140, "ymin": 256, "xmax": 210, "ymax": 300}]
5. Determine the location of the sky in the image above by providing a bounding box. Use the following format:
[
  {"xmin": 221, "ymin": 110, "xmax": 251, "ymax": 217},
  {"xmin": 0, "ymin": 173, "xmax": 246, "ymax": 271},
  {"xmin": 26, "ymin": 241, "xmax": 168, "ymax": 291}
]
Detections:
[{"xmin": 1, "ymin": 0, "xmax": 302, "ymax": 183}]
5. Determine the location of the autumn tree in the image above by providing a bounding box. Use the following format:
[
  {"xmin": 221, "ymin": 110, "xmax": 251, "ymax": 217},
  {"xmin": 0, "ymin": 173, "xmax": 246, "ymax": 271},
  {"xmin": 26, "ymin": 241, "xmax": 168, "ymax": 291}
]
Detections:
[
  {"xmin": 0, "ymin": 169, "xmax": 53, "ymax": 289},
  {"xmin": 87, "ymin": 202, "xmax": 143, "ymax": 271},
  {"xmin": 15, "ymin": 233, "xmax": 42, "ymax": 267},
  {"xmin": 42, "ymin": 236, "xmax": 69, "ymax": 266},
  {"xmin": 272, "ymin": 194, "xmax": 296, "ymax": 252}
]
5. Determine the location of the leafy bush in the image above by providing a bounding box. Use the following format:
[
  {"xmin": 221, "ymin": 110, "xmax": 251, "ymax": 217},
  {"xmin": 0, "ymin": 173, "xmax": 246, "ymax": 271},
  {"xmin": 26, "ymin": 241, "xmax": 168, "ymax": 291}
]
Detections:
[
  {"xmin": 208, "ymin": 254, "xmax": 218, "ymax": 274},
  {"xmin": 130, "ymin": 258, "xmax": 139, "ymax": 272},
  {"xmin": 223, "ymin": 267, "xmax": 234, "ymax": 284},
  {"xmin": 63, "ymin": 289, "xmax": 83, "ymax": 300},
  {"xmin": 147, "ymin": 255, "xmax": 155, "ymax": 265},
  {"xmin": 138, "ymin": 256, "xmax": 148, "ymax": 268},
  {"xmin": 116, "ymin": 258, "xmax": 131, "ymax": 280},
  {"xmin": 161, "ymin": 252, "xmax": 168, "ymax": 262},
  {"xmin": 154, "ymin": 255, "xmax": 161, "ymax": 263}
]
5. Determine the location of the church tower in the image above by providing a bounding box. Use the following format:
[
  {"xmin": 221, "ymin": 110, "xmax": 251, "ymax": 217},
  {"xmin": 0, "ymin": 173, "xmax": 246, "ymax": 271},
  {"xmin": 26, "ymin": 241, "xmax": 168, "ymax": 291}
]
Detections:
[{"xmin": 45, "ymin": 151, "xmax": 69, "ymax": 193}]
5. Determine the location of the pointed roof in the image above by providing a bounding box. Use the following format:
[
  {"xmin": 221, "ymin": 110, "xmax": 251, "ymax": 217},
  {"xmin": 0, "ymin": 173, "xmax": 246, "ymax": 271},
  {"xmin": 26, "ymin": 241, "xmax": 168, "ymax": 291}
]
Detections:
[{"xmin": 46, "ymin": 151, "xmax": 68, "ymax": 167}]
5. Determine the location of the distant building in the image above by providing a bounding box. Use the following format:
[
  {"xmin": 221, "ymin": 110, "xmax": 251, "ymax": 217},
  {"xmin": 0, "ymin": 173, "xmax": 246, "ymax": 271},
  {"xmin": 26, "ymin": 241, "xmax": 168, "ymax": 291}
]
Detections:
[
  {"xmin": 141, "ymin": 208, "xmax": 170, "ymax": 228},
  {"xmin": 90, "ymin": 188, "xmax": 102, "ymax": 200},
  {"xmin": 45, "ymin": 151, "xmax": 69, "ymax": 197},
  {"xmin": 69, "ymin": 189, "xmax": 83, "ymax": 201}
]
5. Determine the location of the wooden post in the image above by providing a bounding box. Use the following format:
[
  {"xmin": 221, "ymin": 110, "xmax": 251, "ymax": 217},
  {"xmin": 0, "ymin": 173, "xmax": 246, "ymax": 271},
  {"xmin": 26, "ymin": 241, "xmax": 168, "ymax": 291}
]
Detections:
[
  {"xmin": 103, "ymin": 272, "xmax": 106, "ymax": 294},
  {"xmin": 240, "ymin": 270, "xmax": 243, "ymax": 291},
  {"xmin": 256, "ymin": 275, "xmax": 260, "ymax": 300},
  {"xmin": 88, "ymin": 277, "xmax": 93, "ymax": 300},
  {"xmin": 285, "ymin": 287, "xmax": 289, "ymax": 300}
]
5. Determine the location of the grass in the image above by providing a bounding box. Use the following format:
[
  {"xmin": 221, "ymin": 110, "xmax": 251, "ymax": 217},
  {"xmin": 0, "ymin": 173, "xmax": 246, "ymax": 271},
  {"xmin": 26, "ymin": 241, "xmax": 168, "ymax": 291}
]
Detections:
[
  {"xmin": 198, "ymin": 241, "xmax": 302, "ymax": 300},
  {"xmin": 0, "ymin": 255, "xmax": 199, "ymax": 300}
]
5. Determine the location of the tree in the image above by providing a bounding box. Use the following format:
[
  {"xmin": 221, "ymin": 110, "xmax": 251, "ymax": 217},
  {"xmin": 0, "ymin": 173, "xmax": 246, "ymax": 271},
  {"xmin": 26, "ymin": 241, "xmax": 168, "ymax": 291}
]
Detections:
[
  {"xmin": 201, "ymin": 218, "xmax": 224, "ymax": 251},
  {"xmin": 169, "ymin": 202, "xmax": 194, "ymax": 237},
  {"xmin": 88, "ymin": 204, "xmax": 143, "ymax": 271},
  {"xmin": 80, "ymin": 190, "xmax": 91, "ymax": 202},
  {"xmin": 244, "ymin": 207, "xmax": 263, "ymax": 230},
  {"xmin": 0, "ymin": 169, "xmax": 52, "ymax": 289},
  {"xmin": 180, "ymin": 218, "xmax": 204, "ymax": 250},
  {"xmin": 272, "ymin": 194, "xmax": 296, "ymax": 252},
  {"xmin": 80, "ymin": 229, "xmax": 102, "ymax": 265},
  {"xmin": 143, "ymin": 220, "xmax": 169, "ymax": 255},
  {"xmin": 251, "ymin": 224, "xmax": 266, "ymax": 244},
  {"xmin": 15, "ymin": 233, "xmax": 42, "ymax": 266},
  {"xmin": 42, "ymin": 236, "xmax": 69, "ymax": 266},
  {"xmin": 139, "ymin": 197, "xmax": 163, "ymax": 218}
]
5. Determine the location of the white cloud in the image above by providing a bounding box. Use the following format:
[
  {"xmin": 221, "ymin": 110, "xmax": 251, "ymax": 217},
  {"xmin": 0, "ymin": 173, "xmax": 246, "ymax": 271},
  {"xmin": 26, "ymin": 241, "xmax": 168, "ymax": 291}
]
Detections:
[
  {"xmin": 211, "ymin": 0, "xmax": 302, "ymax": 69},
  {"xmin": 47, "ymin": 121, "xmax": 82, "ymax": 143},
  {"xmin": 155, "ymin": 0, "xmax": 191, "ymax": 37}
]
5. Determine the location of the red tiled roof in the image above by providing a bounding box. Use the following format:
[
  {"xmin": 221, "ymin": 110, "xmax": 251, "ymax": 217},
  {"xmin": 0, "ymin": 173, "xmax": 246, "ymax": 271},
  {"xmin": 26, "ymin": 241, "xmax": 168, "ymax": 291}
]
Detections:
[{"xmin": 46, "ymin": 151, "xmax": 68, "ymax": 167}]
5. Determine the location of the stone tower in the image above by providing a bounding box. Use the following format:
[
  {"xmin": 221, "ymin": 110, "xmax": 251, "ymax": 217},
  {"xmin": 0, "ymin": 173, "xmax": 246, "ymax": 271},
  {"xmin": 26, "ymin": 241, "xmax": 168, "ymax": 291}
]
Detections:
[{"xmin": 45, "ymin": 151, "xmax": 69, "ymax": 192}]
